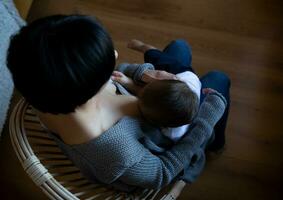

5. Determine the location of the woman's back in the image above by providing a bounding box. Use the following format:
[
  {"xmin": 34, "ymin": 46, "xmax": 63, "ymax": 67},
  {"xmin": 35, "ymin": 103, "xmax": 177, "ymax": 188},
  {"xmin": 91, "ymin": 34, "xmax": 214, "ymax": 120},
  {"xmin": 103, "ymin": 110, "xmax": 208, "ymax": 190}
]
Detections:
[{"xmin": 37, "ymin": 82, "xmax": 139, "ymax": 145}]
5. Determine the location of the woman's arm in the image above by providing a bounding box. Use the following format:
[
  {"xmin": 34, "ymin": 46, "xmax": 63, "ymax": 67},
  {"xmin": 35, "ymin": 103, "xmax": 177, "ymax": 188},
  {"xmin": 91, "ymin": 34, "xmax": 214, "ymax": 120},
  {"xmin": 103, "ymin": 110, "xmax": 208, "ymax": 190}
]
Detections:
[{"xmin": 118, "ymin": 92, "xmax": 227, "ymax": 189}]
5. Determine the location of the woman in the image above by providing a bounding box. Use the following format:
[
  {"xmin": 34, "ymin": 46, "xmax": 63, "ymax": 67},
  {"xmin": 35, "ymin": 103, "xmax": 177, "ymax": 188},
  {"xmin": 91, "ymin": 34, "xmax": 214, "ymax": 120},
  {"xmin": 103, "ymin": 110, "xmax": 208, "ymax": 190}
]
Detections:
[{"xmin": 7, "ymin": 15, "xmax": 229, "ymax": 191}]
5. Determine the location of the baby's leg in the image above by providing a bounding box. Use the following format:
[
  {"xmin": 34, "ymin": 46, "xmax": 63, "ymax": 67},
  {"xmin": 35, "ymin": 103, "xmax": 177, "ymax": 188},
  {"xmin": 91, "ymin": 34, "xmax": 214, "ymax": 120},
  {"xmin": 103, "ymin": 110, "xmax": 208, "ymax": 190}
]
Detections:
[
  {"xmin": 146, "ymin": 39, "xmax": 194, "ymax": 74},
  {"xmin": 128, "ymin": 39, "xmax": 166, "ymax": 71},
  {"xmin": 127, "ymin": 39, "xmax": 157, "ymax": 53},
  {"xmin": 162, "ymin": 39, "xmax": 192, "ymax": 69},
  {"xmin": 128, "ymin": 39, "xmax": 194, "ymax": 74}
]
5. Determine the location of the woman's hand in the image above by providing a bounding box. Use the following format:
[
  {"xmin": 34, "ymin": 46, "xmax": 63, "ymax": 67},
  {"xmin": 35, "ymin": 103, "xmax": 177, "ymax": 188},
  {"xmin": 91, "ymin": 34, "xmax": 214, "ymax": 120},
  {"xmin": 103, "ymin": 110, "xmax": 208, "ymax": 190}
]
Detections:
[
  {"xmin": 111, "ymin": 71, "xmax": 142, "ymax": 95},
  {"xmin": 111, "ymin": 71, "xmax": 133, "ymax": 86},
  {"xmin": 141, "ymin": 70, "xmax": 178, "ymax": 83}
]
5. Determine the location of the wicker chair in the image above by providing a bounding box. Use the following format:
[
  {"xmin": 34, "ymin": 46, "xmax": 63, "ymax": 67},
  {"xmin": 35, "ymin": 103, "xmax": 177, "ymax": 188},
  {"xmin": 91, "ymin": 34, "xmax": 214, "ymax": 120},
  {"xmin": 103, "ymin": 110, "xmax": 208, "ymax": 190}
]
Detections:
[{"xmin": 9, "ymin": 98, "xmax": 186, "ymax": 200}]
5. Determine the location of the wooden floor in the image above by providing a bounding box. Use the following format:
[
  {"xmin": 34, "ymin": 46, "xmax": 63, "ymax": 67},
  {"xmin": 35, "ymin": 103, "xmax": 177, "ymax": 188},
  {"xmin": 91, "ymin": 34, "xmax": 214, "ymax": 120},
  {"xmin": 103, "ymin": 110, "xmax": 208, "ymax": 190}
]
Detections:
[{"xmin": 1, "ymin": 0, "xmax": 283, "ymax": 199}]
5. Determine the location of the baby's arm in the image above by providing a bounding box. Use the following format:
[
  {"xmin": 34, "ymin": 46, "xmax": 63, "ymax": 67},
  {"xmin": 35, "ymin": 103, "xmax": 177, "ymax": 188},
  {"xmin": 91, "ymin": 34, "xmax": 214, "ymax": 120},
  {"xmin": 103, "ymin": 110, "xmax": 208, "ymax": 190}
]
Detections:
[
  {"xmin": 116, "ymin": 63, "xmax": 155, "ymax": 85},
  {"xmin": 111, "ymin": 71, "xmax": 143, "ymax": 95},
  {"xmin": 117, "ymin": 63, "xmax": 178, "ymax": 84}
]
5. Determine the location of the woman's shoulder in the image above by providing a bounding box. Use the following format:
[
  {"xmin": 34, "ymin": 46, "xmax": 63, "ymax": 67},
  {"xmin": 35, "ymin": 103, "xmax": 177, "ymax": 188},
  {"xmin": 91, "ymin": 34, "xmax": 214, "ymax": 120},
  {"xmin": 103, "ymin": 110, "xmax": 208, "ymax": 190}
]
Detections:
[
  {"xmin": 69, "ymin": 116, "xmax": 146, "ymax": 152},
  {"xmin": 49, "ymin": 116, "xmax": 149, "ymax": 184},
  {"xmin": 69, "ymin": 117, "xmax": 148, "ymax": 168}
]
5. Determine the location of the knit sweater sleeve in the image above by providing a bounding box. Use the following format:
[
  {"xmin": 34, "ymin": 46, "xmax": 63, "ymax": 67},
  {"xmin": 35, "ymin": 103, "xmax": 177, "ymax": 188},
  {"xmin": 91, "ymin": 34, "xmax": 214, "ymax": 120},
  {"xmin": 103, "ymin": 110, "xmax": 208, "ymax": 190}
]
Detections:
[
  {"xmin": 116, "ymin": 63, "xmax": 155, "ymax": 85},
  {"xmin": 119, "ymin": 92, "xmax": 227, "ymax": 189}
]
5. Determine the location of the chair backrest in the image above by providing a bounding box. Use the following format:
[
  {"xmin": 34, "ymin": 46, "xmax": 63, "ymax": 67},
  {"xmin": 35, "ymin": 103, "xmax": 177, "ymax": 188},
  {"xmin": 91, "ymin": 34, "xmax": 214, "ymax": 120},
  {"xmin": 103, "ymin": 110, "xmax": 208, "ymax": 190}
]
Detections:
[{"xmin": 9, "ymin": 98, "xmax": 186, "ymax": 200}]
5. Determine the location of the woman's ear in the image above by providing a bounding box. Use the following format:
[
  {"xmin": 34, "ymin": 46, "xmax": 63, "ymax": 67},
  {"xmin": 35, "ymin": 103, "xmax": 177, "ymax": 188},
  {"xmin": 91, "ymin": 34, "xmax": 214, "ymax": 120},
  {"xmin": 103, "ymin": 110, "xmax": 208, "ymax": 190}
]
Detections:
[{"xmin": 114, "ymin": 50, "xmax": 118, "ymax": 60}]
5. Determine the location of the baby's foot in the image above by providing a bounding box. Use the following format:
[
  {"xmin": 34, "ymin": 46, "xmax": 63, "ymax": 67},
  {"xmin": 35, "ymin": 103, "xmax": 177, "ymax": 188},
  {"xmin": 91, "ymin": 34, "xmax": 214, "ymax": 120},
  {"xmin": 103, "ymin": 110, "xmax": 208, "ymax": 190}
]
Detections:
[{"xmin": 127, "ymin": 39, "xmax": 157, "ymax": 53}]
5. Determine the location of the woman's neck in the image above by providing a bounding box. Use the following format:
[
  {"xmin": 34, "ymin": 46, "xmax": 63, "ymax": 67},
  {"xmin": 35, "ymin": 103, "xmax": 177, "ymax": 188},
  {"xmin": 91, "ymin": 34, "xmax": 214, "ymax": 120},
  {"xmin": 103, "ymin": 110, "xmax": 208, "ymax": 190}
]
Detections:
[{"xmin": 36, "ymin": 81, "xmax": 140, "ymax": 144}]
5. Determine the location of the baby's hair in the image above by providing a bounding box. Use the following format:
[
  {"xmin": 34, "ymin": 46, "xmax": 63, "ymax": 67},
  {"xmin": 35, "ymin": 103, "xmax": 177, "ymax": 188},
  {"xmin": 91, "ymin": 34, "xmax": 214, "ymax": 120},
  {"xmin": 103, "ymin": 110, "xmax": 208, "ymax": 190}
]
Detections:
[{"xmin": 138, "ymin": 80, "xmax": 199, "ymax": 127}]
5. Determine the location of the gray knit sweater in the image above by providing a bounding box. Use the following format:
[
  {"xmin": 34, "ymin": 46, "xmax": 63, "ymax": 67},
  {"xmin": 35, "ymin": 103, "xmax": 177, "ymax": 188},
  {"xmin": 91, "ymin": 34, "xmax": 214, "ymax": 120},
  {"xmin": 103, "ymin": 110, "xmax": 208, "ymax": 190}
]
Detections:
[{"xmin": 50, "ymin": 91, "xmax": 226, "ymax": 191}]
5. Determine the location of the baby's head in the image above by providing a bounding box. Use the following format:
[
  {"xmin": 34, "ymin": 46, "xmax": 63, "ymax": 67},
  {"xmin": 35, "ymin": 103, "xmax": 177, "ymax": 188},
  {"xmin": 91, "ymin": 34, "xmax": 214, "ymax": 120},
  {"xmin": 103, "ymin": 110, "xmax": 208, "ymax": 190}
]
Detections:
[{"xmin": 138, "ymin": 80, "xmax": 199, "ymax": 127}]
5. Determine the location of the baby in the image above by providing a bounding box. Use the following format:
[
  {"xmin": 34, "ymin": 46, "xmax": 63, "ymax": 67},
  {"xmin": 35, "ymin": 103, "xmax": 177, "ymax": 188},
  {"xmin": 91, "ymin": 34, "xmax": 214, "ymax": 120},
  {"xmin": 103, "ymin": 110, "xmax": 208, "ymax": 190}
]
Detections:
[{"xmin": 112, "ymin": 63, "xmax": 201, "ymax": 142}]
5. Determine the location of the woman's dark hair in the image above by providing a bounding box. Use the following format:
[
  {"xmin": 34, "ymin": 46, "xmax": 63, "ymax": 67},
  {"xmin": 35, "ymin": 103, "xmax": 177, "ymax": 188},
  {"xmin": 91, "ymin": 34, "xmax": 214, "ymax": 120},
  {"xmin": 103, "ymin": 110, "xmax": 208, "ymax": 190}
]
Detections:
[{"xmin": 7, "ymin": 15, "xmax": 115, "ymax": 114}]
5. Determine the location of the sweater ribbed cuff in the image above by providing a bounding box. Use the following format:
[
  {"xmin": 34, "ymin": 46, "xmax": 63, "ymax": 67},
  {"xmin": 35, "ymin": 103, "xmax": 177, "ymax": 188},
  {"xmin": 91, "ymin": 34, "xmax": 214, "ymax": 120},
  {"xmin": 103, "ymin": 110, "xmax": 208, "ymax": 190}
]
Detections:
[{"xmin": 116, "ymin": 63, "xmax": 155, "ymax": 85}]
